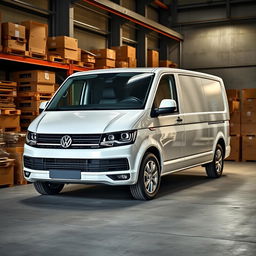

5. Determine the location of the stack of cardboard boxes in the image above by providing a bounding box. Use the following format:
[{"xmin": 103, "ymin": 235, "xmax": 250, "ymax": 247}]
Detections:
[
  {"xmin": 48, "ymin": 36, "xmax": 80, "ymax": 62},
  {"xmin": 0, "ymin": 81, "xmax": 21, "ymax": 132},
  {"xmin": 2, "ymin": 22, "xmax": 26, "ymax": 55},
  {"xmin": 159, "ymin": 60, "xmax": 178, "ymax": 68},
  {"xmin": 147, "ymin": 49, "xmax": 159, "ymax": 67},
  {"xmin": 226, "ymin": 89, "xmax": 241, "ymax": 161},
  {"xmin": 12, "ymin": 70, "xmax": 55, "ymax": 130},
  {"xmin": 112, "ymin": 46, "xmax": 136, "ymax": 68},
  {"xmin": 91, "ymin": 48, "xmax": 116, "ymax": 69},
  {"xmin": 241, "ymin": 89, "xmax": 256, "ymax": 161},
  {"xmin": 81, "ymin": 50, "xmax": 96, "ymax": 68},
  {"xmin": 21, "ymin": 21, "xmax": 48, "ymax": 59}
]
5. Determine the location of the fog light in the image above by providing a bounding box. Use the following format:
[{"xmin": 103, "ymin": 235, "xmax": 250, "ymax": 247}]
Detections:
[
  {"xmin": 117, "ymin": 174, "xmax": 129, "ymax": 180},
  {"xmin": 108, "ymin": 174, "xmax": 130, "ymax": 180},
  {"xmin": 24, "ymin": 171, "xmax": 31, "ymax": 177}
]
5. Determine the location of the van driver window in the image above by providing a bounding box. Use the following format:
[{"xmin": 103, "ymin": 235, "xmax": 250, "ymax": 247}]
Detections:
[{"xmin": 153, "ymin": 75, "xmax": 178, "ymax": 111}]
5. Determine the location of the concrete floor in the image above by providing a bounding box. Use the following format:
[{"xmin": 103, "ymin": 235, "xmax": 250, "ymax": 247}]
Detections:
[{"xmin": 0, "ymin": 162, "xmax": 256, "ymax": 256}]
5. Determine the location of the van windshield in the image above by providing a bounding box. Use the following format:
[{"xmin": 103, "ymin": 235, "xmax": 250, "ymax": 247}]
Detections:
[{"xmin": 46, "ymin": 72, "xmax": 154, "ymax": 111}]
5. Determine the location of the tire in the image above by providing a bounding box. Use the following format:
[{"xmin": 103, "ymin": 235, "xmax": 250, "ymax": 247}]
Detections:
[
  {"xmin": 33, "ymin": 181, "xmax": 64, "ymax": 195},
  {"xmin": 130, "ymin": 153, "xmax": 161, "ymax": 200},
  {"xmin": 205, "ymin": 144, "xmax": 224, "ymax": 178}
]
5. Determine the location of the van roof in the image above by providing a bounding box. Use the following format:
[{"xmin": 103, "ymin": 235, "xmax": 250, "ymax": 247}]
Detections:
[{"xmin": 70, "ymin": 68, "xmax": 222, "ymax": 81}]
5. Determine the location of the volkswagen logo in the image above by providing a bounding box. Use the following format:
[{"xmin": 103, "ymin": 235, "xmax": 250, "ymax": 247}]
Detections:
[{"xmin": 60, "ymin": 135, "xmax": 72, "ymax": 148}]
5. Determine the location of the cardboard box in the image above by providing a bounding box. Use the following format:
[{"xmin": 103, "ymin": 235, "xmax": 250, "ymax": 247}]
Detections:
[
  {"xmin": 12, "ymin": 70, "xmax": 55, "ymax": 84},
  {"xmin": 21, "ymin": 21, "xmax": 48, "ymax": 55},
  {"xmin": 242, "ymin": 88, "xmax": 256, "ymax": 100},
  {"xmin": 95, "ymin": 59, "xmax": 115, "ymax": 68},
  {"xmin": 17, "ymin": 82, "xmax": 55, "ymax": 93},
  {"xmin": 147, "ymin": 49, "xmax": 159, "ymax": 67},
  {"xmin": 116, "ymin": 60, "xmax": 129, "ymax": 68},
  {"xmin": 3, "ymin": 39, "xmax": 26, "ymax": 51},
  {"xmin": 48, "ymin": 48, "xmax": 79, "ymax": 61},
  {"xmin": 159, "ymin": 60, "xmax": 172, "ymax": 67},
  {"xmin": 226, "ymin": 135, "xmax": 240, "ymax": 161},
  {"xmin": 228, "ymin": 100, "xmax": 240, "ymax": 113},
  {"xmin": 126, "ymin": 57, "xmax": 137, "ymax": 67},
  {"xmin": 241, "ymin": 123, "xmax": 256, "ymax": 135},
  {"xmin": 0, "ymin": 115, "xmax": 20, "ymax": 132},
  {"xmin": 82, "ymin": 56, "xmax": 96, "ymax": 64},
  {"xmin": 242, "ymin": 136, "xmax": 256, "ymax": 161},
  {"xmin": 91, "ymin": 49, "xmax": 116, "ymax": 60},
  {"xmin": 111, "ymin": 46, "xmax": 136, "ymax": 60},
  {"xmin": 242, "ymin": 99, "xmax": 256, "ymax": 113},
  {"xmin": 48, "ymin": 36, "xmax": 78, "ymax": 51},
  {"xmin": 226, "ymin": 89, "xmax": 240, "ymax": 101},
  {"xmin": 2, "ymin": 22, "xmax": 26, "ymax": 39},
  {"xmin": 230, "ymin": 122, "xmax": 240, "ymax": 136},
  {"xmin": 0, "ymin": 162, "xmax": 14, "ymax": 186},
  {"xmin": 241, "ymin": 111, "xmax": 256, "ymax": 124}
]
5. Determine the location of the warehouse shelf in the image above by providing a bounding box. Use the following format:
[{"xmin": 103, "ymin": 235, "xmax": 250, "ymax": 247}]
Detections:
[{"xmin": 0, "ymin": 52, "xmax": 91, "ymax": 75}]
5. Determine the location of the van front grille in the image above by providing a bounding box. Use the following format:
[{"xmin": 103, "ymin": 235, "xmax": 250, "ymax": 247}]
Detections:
[
  {"xmin": 36, "ymin": 133, "xmax": 101, "ymax": 148},
  {"xmin": 23, "ymin": 156, "xmax": 129, "ymax": 172}
]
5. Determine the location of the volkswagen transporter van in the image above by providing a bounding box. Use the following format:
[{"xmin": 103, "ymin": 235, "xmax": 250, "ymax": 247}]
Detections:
[{"xmin": 24, "ymin": 68, "xmax": 230, "ymax": 200}]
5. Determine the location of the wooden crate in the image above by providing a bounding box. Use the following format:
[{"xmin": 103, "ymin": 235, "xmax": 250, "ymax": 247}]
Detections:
[
  {"xmin": 226, "ymin": 135, "xmax": 240, "ymax": 162},
  {"xmin": 0, "ymin": 115, "xmax": 20, "ymax": 132},
  {"xmin": 0, "ymin": 159, "xmax": 14, "ymax": 187},
  {"xmin": 17, "ymin": 82, "xmax": 55, "ymax": 93},
  {"xmin": 5, "ymin": 147, "xmax": 27, "ymax": 185}
]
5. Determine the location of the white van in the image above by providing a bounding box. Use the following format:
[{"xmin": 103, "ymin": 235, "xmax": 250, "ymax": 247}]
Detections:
[{"xmin": 24, "ymin": 68, "xmax": 230, "ymax": 200}]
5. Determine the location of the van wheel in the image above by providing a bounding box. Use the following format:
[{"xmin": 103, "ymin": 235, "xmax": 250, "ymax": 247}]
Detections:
[
  {"xmin": 130, "ymin": 153, "xmax": 161, "ymax": 200},
  {"xmin": 205, "ymin": 144, "xmax": 224, "ymax": 178},
  {"xmin": 33, "ymin": 181, "xmax": 64, "ymax": 195}
]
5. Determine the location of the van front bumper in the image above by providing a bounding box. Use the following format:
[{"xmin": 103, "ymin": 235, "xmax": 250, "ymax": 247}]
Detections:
[{"xmin": 23, "ymin": 144, "xmax": 139, "ymax": 186}]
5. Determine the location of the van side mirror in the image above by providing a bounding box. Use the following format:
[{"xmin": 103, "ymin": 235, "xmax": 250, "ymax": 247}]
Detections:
[
  {"xmin": 39, "ymin": 101, "xmax": 49, "ymax": 113},
  {"xmin": 153, "ymin": 99, "xmax": 177, "ymax": 117}
]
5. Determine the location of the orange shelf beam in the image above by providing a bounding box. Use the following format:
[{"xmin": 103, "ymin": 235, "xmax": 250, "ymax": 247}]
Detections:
[{"xmin": 0, "ymin": 53, "xmax": 90, "ymax": 74}]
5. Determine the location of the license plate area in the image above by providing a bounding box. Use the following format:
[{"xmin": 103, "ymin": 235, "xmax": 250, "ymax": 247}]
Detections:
[{"xmin": 49, "ymin": 170, "xmax": 81, "ymax": 179}]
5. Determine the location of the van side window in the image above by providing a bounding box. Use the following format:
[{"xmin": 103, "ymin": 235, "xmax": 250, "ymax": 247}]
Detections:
[{"xmin": 153, "ymin": 75, "xmax": 178, "ymax": 112}]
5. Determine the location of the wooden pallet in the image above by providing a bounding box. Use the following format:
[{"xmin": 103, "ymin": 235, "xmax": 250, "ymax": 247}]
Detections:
[
  {"xmin": 48, "ymin": 54, "xmax": 65, "ymax": 63},
  {"xmin": 28, "ymin": 51, "xmax": 47, "ymax": 60},
  {"xmin": 3, "ymin": 47, "xmax": 29, "ymax": 57},
  {"xmin": 17, "ymin": 83, "xmax": 55, "ymax": 94},
  {"xmin": 0, "ymin": 160, "xmax": 14, "ymax": 187},
  {"xmin": 0, "ymin": 88, "xmax": 17, "ymax": 97},
  {"xmin": 83, "ymin": 62, "xmax": 95, "ymax": 68},
  {"xmin": 0, "ymin": 81, "xmax": 17, "ymax": 88},
  {"xmin": 19, "ymin": 110, "xmax": 40, "ymax": 116},
  {"xmin": 0, "ymin": 109, "xmax": 21, "ymax": 115},
  {"xmin": 0, "ymin": 158, "xmax": 14, "ymax": 167},
  {"xmin": 17, "ymin": 92, "xmax": 54, "ymax": 101}
]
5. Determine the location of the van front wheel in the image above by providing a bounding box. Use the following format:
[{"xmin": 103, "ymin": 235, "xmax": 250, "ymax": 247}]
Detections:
[
  {"xmin": 33, "ymin": 181, "xmax": 64, "ymax": 195},
  {"xmin": 130, "ymin": 153, "xmax": 161, "ymax": 200},
  {"xmin": 205, "ymin": 144, "xmax": 224, "ymax": 178}
]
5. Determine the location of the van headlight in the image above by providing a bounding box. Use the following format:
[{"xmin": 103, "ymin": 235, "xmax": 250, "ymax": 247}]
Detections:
[
  {"xmin": 100, "ymin": 130, "xmax": 137, "ymax": 147},
  {"xmin": 26, "ymin": 131, "xmax": 37, "ymax": 146}
]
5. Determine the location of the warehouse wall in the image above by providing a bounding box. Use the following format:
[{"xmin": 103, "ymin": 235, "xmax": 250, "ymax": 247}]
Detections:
[{"xmin": 175, "ymin": 2, "xmax": 256, "ymax": 89}]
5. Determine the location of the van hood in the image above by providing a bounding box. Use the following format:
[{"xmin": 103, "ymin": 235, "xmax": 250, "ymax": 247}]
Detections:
[{"xmin": 30, "ymin": 110, "xmax": 145, "ymax": 134}]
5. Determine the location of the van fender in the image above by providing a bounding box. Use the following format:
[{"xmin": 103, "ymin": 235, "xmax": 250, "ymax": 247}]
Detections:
[
  {"xmin": 212, "ymin": 131, "xmax": 226, "ymax": 160},
  {"xmin": 133, "ymin": 135, "xmax": 163, "ymax": 183}
]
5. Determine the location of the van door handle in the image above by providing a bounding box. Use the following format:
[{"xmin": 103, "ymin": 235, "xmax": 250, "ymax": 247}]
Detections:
[{"xmin": 176, "ymin": 117, "xmax": 183, "ymax": 123}]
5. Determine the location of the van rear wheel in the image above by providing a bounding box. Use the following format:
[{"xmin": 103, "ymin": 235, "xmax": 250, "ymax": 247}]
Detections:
[
  {"xmin": 34, "ymin": 181, "xmax": 64, "ymax": 195},
  {"xmin": 130, "ymin": 153, "xmax": 161, "ymax": 200},
  {"xmin": 205, "ymin": 144, "xmax": 224, "ymax": 178}
]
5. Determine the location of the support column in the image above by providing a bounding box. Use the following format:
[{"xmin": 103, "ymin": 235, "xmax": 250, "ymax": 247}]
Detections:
[
  {"xmin": 108, "ymin": 14, "xmax": 123, "ymax": 47},
  {"xmin": 50, "ymin": 0, "xmax": 72, "ymax": 36},
  {"xmin": 136, "ymin": 0, "xmax": 147, "ymax": 67}
]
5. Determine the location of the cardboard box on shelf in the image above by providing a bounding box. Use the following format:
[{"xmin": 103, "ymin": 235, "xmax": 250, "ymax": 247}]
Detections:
[
  {"xmin": 91, "ymin": 49, "xmax": 116, "ymax": 60},
  {"xmin": 3, "ymin": 40, "xmax": 26, "ymax": 51},
  {"xmin": 228, "ymin": 100, "xmax": 240, "ymax": 113},
  {"xmin": 241, "ymin": 111, "xmax": 256, "ymax": 124},
  {"xmin": 0, "ymin": 115, "xmax": 20, "ymax": 132},
  {"xmin": 2, "ymin": 22, "xmax": 26, "ymax": 39},
  {"xmin": 226, "ymin": 89, "xmax": 240, "ymax": 101},
  {"xmin": 241, "ymin": 123, "xmax": 256, "ymax": 136},
  {"xmin": 111, "ymin": 46, "xmax": 136, "ymax": 60},
  {"xmin": 126, "ymin": 57, "xmax": 137, "ymax": 68},
  {"xmin": 241, "ymin": 88, "xmax": 256, "ymax": 100},
  {"xmin": 116, "ymin": 60, "xmax": 129, "ymax": 68},
  {"xmin": 95, "ymin": 59, "xmax": 115, "ymax": 68},
  {"xmin": 226, "ymin": 135, "xmax": 240, "ymax": 161},
  {"xmin": 48, "ymin": 36, "xmax": 78, "ymax": 51},
  {"xmin": 242, "ymin": 99, "xmax": 256, "ymax": 113},
  {"xmin": 17, "ymin": 83, "xmax": 55, "ymax": 93},
  {"xmin": 242, "ymin": 135, "xmax": 256, "ymax": 161},
  {"xmin": 147, "ymin": 49, "xmax": 159, "ymax": 67},
  {"xmin": 12, "ymin": 70, "xmax": 55, "ymax": 84},
  {"xmin": 21, "ymin": 21, "xmax": 48, "ymax": 55},
  {"xmin": 48, "ymin": 48, "xmax": 79, "ymax": 61}
]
